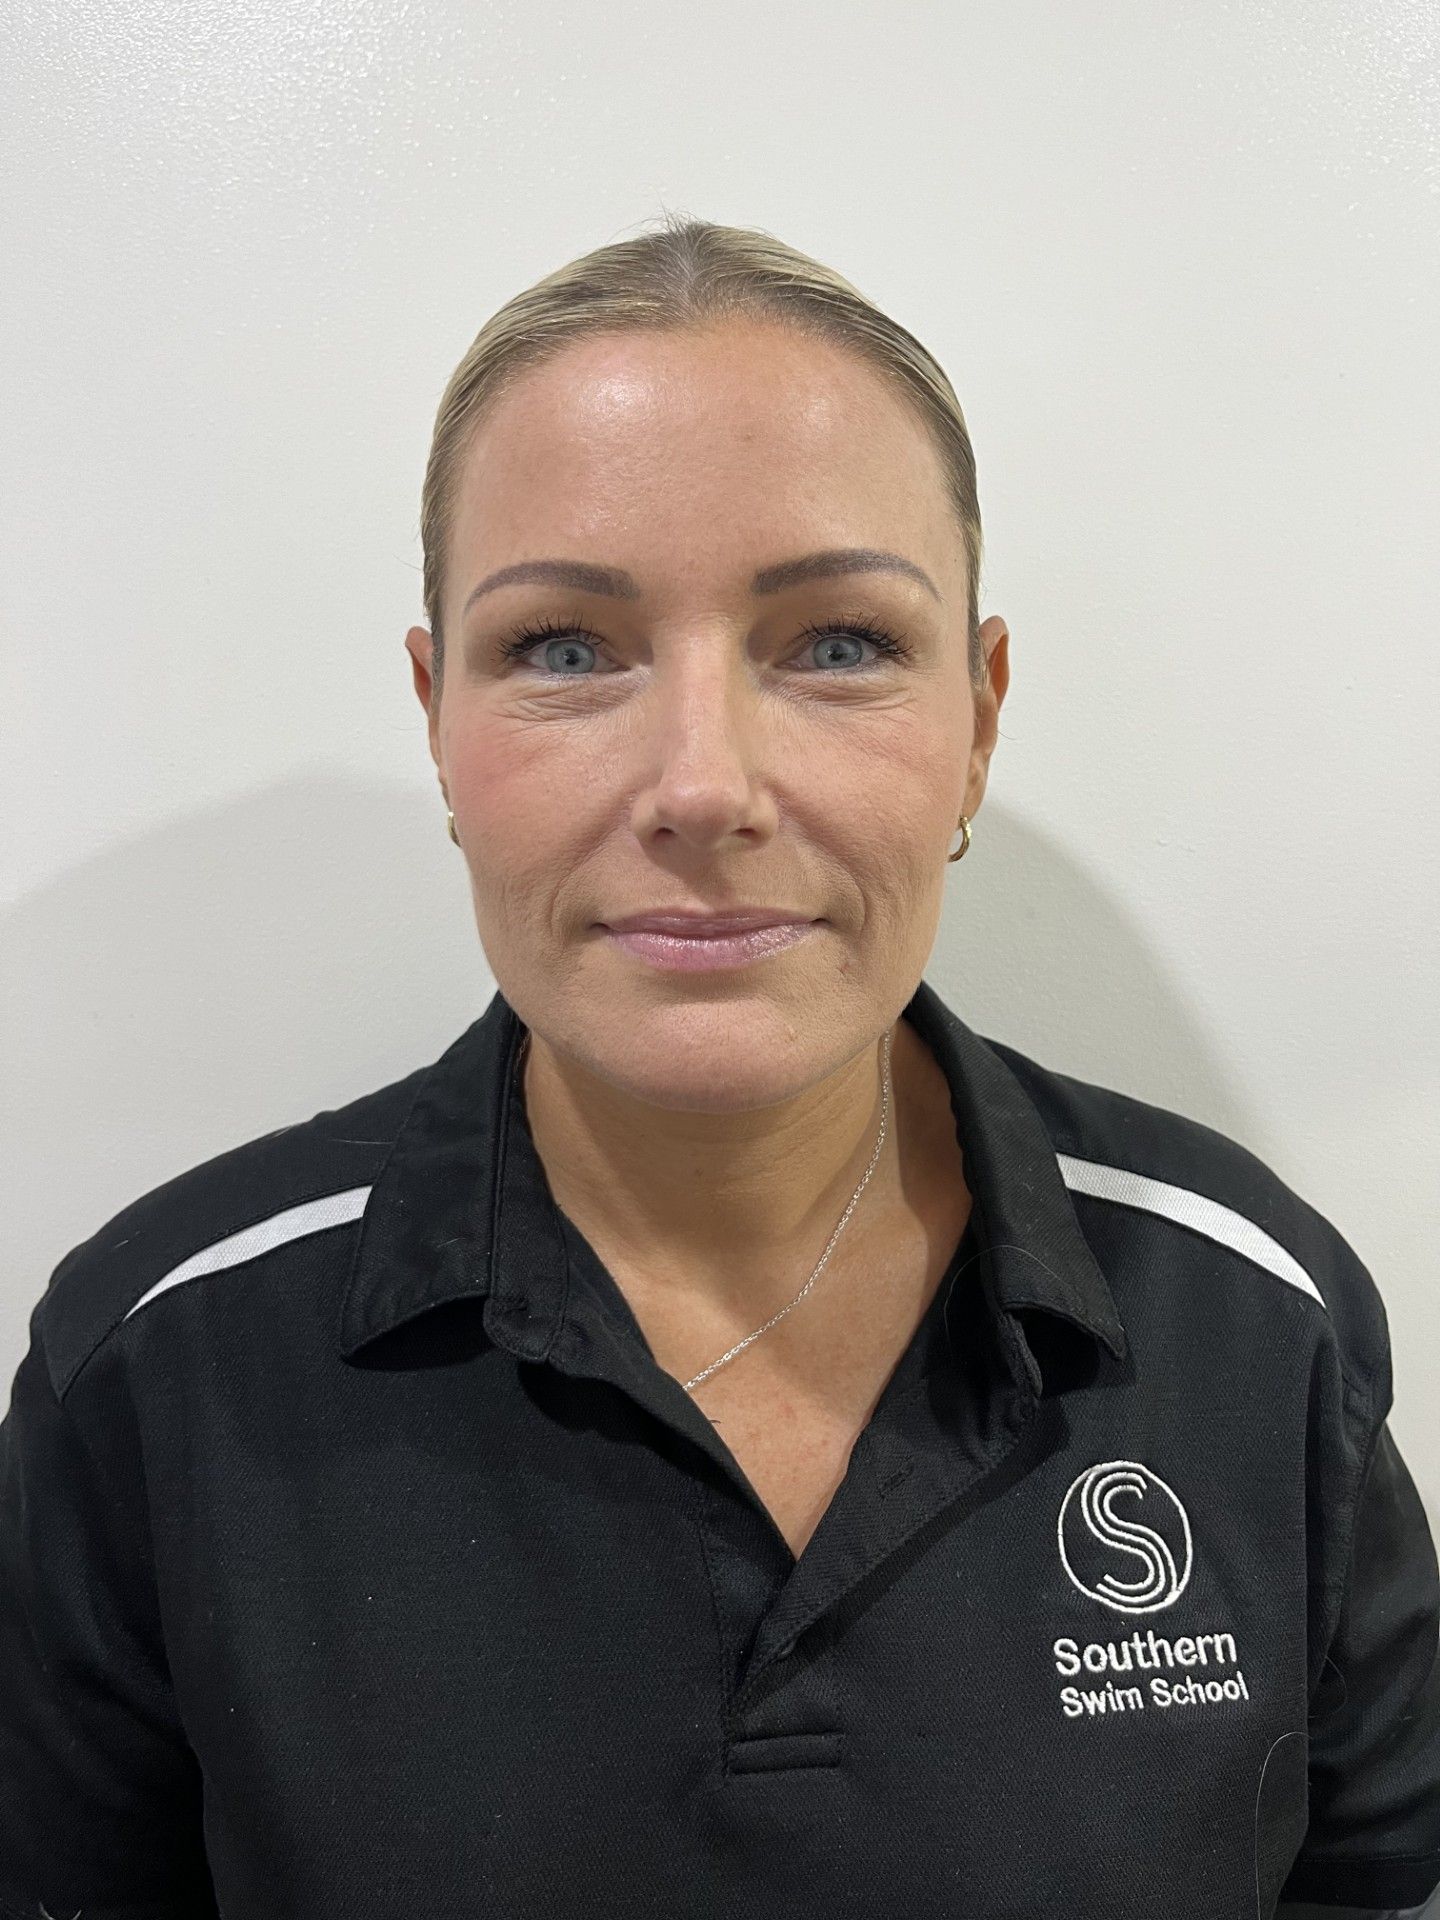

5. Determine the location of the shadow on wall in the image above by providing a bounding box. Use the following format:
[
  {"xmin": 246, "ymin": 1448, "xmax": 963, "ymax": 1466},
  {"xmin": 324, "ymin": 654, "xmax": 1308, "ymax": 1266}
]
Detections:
[{"xmin": 0, "ymin": 772, "xmax": 1316, "ymax": 1387}]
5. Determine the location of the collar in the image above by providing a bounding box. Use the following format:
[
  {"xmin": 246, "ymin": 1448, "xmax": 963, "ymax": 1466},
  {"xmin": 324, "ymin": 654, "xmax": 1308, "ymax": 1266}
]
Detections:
[{"xmin": 338, "ymin": 977, "xmax": 1127, "ymax": 1378}]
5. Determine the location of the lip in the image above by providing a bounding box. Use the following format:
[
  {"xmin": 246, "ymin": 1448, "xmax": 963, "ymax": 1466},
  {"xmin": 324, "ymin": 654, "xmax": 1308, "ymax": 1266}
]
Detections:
[
  {"xmin": 601, "ymin": 909, "xmax": 817, "ymax": 935},
  {"xmin": 603, "ymin": 921, "xmax": 821, "ymax": 973}
]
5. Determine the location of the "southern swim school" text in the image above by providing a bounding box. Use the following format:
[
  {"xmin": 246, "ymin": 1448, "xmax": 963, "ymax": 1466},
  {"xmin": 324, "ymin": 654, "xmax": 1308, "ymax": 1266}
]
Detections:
[{"xmin": 1054, "ymin": 1630, "xmax": 1250, "ymax": 1719}]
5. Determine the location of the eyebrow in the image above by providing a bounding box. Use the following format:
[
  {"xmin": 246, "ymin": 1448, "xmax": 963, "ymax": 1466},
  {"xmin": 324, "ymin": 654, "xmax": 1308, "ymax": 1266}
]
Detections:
[{"xmin": 460, "ymin": 547, "xmax": 941, "ymax": 621}]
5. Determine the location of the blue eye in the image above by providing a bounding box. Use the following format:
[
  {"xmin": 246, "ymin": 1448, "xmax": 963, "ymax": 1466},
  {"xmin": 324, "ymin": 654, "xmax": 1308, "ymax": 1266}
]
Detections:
[
  {"xmin": 794, "ymin": 615, "xmax": 913, "ymax": 669},
  {"xmin": 497, "ymin": 622, "xmax": 598, "ymax": 672},
  {"xmin": 497, "ymin": 613, "xmax": 913, "ymax": 675}
]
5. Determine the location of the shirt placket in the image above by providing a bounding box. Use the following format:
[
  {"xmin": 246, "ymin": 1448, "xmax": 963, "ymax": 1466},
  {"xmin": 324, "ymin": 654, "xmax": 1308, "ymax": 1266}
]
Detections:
[{"xmin": 514, "ymin": 1216, "xmax": 1045, "ymax": 1720}]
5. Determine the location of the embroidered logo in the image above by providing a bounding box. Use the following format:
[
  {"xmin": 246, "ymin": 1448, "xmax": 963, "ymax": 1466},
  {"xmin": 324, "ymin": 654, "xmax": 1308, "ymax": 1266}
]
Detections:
[{"xmin": 1058, "ymin": 1459, "xmax": 1193, "ymax": 1616}]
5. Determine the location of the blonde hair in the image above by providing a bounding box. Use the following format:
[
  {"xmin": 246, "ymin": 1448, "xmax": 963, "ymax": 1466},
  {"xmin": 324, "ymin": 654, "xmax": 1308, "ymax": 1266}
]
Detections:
[{"xmin": 419, "ymin": 210, "xmax": 987, "ymax": 702}]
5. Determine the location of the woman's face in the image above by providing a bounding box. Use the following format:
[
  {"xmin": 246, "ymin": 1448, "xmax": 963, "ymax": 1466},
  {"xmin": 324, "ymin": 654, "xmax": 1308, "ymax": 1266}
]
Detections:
[{"xmin": 407, "ymin": 318, "xmax": 1008, "ymax": 1112}]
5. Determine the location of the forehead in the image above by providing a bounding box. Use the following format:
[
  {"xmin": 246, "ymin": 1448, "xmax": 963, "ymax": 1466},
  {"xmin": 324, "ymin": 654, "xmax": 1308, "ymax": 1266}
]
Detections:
[{"xmin": 448, "ymin": 320, "xmax": 956, "ymax": 594}]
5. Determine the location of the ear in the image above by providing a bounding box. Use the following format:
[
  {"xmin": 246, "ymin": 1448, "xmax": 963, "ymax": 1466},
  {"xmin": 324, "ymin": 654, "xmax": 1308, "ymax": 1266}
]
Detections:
[
  {"xmin": 965, "ymin": 617, "xmax": 1010, "ymax": 817},
  {"xmin": 405, "ymin": 626, "xmax": 443, "ymax": 773}
]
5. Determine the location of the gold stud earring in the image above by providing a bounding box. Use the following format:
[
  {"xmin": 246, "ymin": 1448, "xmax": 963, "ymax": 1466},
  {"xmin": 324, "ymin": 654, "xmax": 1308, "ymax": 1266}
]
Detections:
[{"xmin": 947, "ymin": 814, "xmax": 972, "ymax": 863}]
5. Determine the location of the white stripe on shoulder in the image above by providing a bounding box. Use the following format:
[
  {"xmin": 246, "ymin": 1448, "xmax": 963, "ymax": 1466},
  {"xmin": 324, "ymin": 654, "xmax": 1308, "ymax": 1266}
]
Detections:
[
  {"xmin": 1055, "ymin": 1154, "xmax": 1325, "ymax": 1309},
  {"xmin": 121, "ymin": 1186, "xmax": 373, "ymax": 1323}
]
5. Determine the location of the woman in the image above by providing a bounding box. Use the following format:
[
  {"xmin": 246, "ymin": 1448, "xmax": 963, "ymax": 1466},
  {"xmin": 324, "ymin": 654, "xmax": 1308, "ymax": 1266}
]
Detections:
[{"xmin": 3, "ymin": 214, "xmax": 1437, "ymax": 1920}]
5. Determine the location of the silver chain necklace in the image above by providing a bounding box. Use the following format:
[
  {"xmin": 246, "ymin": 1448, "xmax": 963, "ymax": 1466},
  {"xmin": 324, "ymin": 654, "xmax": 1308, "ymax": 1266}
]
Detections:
[{"xmin": 516, "ymin": 1025, "xmax": 895, "ymax": 1395}]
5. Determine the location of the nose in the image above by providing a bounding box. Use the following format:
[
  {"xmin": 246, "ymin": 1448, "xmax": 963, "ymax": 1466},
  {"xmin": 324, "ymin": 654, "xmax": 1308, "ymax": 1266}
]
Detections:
[{"xmin": 623, "ymin": 647, "xmax": 780, "ymax": 852}]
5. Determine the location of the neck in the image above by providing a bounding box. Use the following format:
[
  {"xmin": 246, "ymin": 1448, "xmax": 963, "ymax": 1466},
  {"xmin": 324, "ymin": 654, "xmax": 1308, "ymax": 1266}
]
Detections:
[{"xmin": 516, "ymin": 1017, "xmax": 937, "ymax": 1319}]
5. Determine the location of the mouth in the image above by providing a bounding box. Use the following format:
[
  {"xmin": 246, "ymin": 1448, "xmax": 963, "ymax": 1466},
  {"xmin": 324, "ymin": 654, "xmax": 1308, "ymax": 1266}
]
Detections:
[
  {"xmin": 600, "ymin": 909, "xmax": 819, "ymax": 936},
  {"xmin": 600, "ymin": 920, "xmax": 822, "ymax": 973}
]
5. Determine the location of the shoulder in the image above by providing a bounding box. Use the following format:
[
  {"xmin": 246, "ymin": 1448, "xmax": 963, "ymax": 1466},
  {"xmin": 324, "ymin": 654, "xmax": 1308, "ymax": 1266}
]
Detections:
[
  {"xmin": 980, "ymin": 1030, "xmax": 1393, "ymax": 1420},
  {"xmin": 32, "ymin": 1061, "xmax": 430, "ymax": 1403}
]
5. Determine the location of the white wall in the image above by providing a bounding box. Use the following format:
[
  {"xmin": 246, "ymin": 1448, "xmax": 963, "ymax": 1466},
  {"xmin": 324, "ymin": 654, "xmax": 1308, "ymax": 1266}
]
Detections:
[{"xmin": 2, "ymin": 0, "xmax": 1436, "ymax": 1536}]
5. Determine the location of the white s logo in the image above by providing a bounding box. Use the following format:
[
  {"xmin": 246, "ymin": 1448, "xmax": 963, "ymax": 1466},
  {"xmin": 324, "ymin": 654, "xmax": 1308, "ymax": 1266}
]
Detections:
[{"xmin": 1058, "ymin": 1460, "xmax": 1193, "ymax": 1615}]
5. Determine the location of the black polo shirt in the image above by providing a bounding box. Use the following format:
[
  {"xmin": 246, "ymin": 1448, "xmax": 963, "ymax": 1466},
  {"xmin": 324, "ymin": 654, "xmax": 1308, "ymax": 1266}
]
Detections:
[{"xmin": 4, "ymin": 976, "xmax": 1439, "ymax": 1920}]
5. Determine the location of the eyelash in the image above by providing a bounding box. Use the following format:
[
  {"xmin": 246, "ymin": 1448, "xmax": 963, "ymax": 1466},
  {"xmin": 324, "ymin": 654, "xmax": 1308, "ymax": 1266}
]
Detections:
[{"xmin": 497, "ymin": 610, "xmax": 914, "ymax": 676}]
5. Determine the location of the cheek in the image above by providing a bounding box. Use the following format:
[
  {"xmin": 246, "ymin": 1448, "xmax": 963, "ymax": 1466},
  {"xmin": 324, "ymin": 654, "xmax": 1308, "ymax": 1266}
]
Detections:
[
  {"xmin": 445, "ymin": 720, "xmax": 560, "ymax": 850},
  {"xmin": 843, "ymin": 727, "xmax": 962, "ymax": 846}
]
